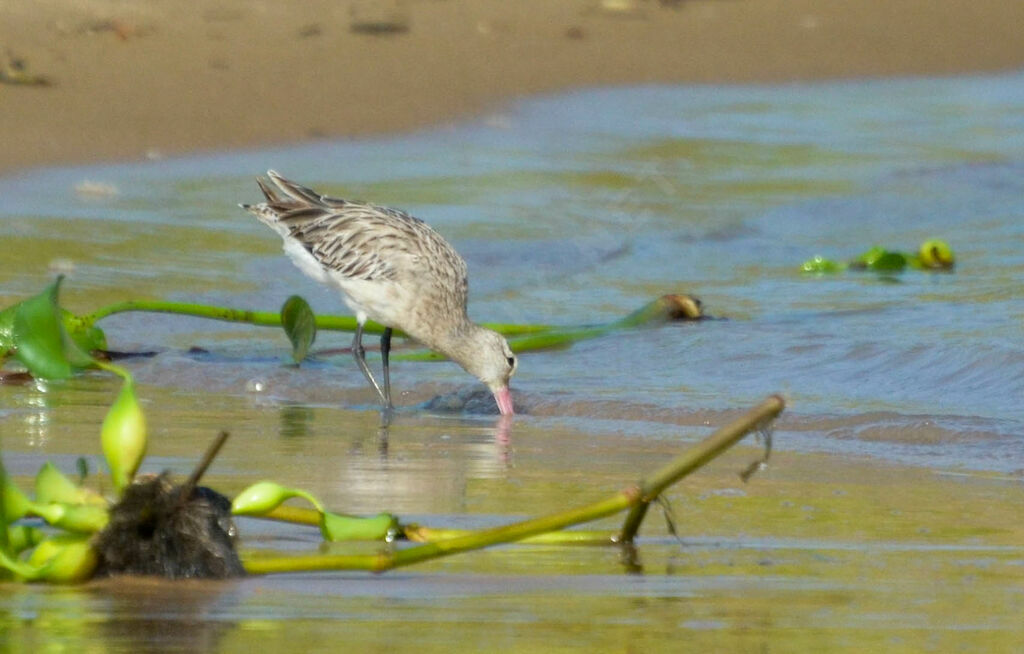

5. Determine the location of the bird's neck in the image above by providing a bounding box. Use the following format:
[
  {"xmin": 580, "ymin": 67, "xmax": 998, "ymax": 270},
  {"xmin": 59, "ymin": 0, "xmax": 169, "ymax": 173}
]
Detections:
[{"xmin": 434, "ymin": 320, "xmax": 488, "ymax": 370}]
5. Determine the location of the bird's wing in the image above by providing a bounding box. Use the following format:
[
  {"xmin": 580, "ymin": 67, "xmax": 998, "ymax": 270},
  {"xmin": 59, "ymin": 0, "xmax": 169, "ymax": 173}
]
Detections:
[{"xmin": 249, "ymin": 172, "xmax": 469, "ymax": 292}]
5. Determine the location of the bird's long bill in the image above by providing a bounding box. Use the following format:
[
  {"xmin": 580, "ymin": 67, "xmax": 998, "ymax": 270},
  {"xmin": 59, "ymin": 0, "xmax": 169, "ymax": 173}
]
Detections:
[{"xmin": 494, "ymin": 387, "xmax": 514, "ymax": 416}]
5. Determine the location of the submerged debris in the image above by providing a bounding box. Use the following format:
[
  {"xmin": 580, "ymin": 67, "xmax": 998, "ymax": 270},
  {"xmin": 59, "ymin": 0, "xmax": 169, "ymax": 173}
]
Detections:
[{"xmin": 94, "ymin": 473, "xmax": 245, "ymax": 579}]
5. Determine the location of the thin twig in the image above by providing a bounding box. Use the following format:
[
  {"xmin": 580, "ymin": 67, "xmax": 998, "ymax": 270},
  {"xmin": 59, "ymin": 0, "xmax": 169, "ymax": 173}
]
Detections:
[{"xmin": 176, "ymin": 431, "xmax": 230, "ymax": 508}]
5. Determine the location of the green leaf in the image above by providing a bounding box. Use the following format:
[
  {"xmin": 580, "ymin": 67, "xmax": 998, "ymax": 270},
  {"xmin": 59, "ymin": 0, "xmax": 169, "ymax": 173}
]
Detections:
[
  {"xmin": 35, "ymin": 462, "xmax": 83, "ymax": 505},
  {"xmin": 11, "ymin": 277, "xmax": 95, "ymax": 379},
  {"xmin": 865, "ymin": 251, "xmax": 907, "ymax": 272},
  {"xmin": 0, "ymin": 454, "xmax": 9, "ymax": 553},
  {"xmin": 854, "ymin": 246, "xmax": 888, "ymax": 267},
  {"xmin": 801, "ymin": 255, "xmax": 843, "ymax": 274},
  {"xmin": 38, "ymin": 503, "xmax": 109, "ymax": 533},
  {"xmin": 0, "ymin": 303, "xmax": 106, "ymax": 360},
  {"xmin": 0, "ymin": 304, "xmax": 15, "ymax": 358},
  {"xmin": 280, "ymin": 295, "xmax": 317, "ymax": 364},
  {"xmin": 25, "ymin": 534, "xmax": 98, "ymax": 583},
  {"xmin": 34, "ymin": 462, "xmax": 105, "ymax": 507},
  {"xmin": 62, "ymin": 311, "xmax": 108, "ymax": 353},
  {"xmin": 2, "ymin": 475, "xmax": 33, "ymax": 523},
  {"xmin": 7, "ymin": 525, "xmax": 44, "ymax": 555}
]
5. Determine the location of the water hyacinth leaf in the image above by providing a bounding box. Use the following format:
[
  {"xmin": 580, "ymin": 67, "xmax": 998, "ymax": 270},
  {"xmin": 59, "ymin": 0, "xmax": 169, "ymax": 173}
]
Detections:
[
  {"xmin": 2, "ymin": 476, "xmax": 33, "ymax": 523},
  {"xmin": 61, "ymin": 311, "xmax": 108, "ymax": 353},
  {"xmin": 25, "ymin": 534, "xmax": 98, "ymax": 583},
  {"xmin": 854, "ymin": 246, "xmax": 888, "ymax": 268},
  {"xmin": 101, "ymin": 378, "xmax": 148, "ymax": 494},
  {"xmin": 0, "ymin": 303, "xmax": 16, "ymax": 357},
  {"xmin": 320, "ymin": 511, "xmax": 398, "ymax": 542},
  {"xmin": 801, "ymin": 255, "xmax": 843, "ymax": 274},
  {"xmin": 280, "ymin": 295, "xmax": 317, "ymax": 364},
  {"xmin": 45, "ymin": 503, "xmax": 110, "ymax": 533},
  {"xmin": 0, "ymin": 455, "xmax": 8, "ymax": 552},
  {"xmin": 865, "ymin": 251, "xmax": 907, "ymax": 272},
  {"xmin": 0, "ymin": 548, "xmax": 34, "ymax": 579},
  {"xmin": 10, "ymin": 277, "xmax": 96, "ymax": 379},
  {"xmin": 1, "ymin": 304, "xmax": 105, "ymax": 360},
  {"xmin": 11, "ymin": 277, "xmax": 75, "ymax": 379},
  {"xmin": 7, "ymin": 525, "xmax": 44, "ymax": 555},
  {"xmin": 35, "ymin": 462, "xmax": 84, "ymax": 505}
]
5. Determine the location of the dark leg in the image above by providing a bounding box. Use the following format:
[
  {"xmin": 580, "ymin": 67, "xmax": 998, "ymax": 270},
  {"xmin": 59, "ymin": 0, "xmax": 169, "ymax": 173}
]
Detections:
[
  {"xmin": 380, "ymin": 327, "xmax": 393, "ymax": 409},
  {"xmin": 352, "ymin": 323, "xmax": 389, "ymax": 409}
]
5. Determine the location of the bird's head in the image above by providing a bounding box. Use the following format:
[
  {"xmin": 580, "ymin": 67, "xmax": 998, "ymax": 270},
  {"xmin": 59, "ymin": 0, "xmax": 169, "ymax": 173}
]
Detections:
[{"xmin": 455, "ymin": 327, "xmax": 517, "ymax": 416}]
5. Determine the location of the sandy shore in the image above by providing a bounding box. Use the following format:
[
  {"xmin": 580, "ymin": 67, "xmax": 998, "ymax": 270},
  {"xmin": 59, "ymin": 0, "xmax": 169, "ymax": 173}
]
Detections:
[{"xmin": 2, "ymin": 0, "xmax": 1023, "ymax": 175}]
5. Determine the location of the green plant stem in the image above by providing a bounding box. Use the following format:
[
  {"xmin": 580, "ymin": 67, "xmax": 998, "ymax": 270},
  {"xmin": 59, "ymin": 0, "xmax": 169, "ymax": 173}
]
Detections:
[
  {"xmin": 261, "ymin": 506, "xmax": 616, "ymax": 545},
  {"xmin": 242, "ymin": 394, "xmax": 785, "ymax": 575},
  {"xmin": 83, "ymin": 300, "xmax": 367, "ymax": 333},
  {"xmin": 404, "ymin": 525, "xmax": 616, "ymax": 546},
  {"xmin": 82, "ymin": 294, "xmax": 699, "ymax": 357},
  {"xmin": 243, "ymin": 493, "xmax": 632, "ymax": 574},
  {"xmin": 262, "ymin": 504, "xmax": 321, "ymax": 526},
  {"xmin": 618, "ymin": 394, "xmax": 785, "ymax": 542}
]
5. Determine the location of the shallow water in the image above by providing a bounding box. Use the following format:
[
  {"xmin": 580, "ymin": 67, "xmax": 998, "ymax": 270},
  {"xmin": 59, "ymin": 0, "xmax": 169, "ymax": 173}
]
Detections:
[{"xmin": 2, "ymin": 72, "xmax": 1023, "ymax": 650}]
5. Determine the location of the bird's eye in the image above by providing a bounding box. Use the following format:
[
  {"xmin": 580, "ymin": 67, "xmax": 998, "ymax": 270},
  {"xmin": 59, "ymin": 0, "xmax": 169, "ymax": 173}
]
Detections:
[{"xmin": 506, "ymin": 356, "xmax": 516, "ymax": 368}]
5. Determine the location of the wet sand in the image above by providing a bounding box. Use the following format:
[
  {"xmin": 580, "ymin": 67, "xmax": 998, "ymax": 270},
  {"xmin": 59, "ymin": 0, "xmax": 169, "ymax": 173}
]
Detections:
[{"xmin": 2, "ymin": 0, "xmax": 1024, "ymax": 175}]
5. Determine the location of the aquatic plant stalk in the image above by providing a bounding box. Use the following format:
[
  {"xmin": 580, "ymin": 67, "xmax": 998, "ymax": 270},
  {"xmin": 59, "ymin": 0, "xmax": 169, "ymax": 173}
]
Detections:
[
  {"xmin": 80, "ymin": 294, "xmax": 701, "ymax": 357},
  {"xmin": 242, "ymin": 394, "xmax": 785, "ymax": 575},
  {"xmin": 83, "ymin": 300, "xmax": 365, "ymax": 334},
  {"xmin": 261, "ymin": 505, "xmax": 615, "ymax": 545},
  {"xmin": 618, "ymin": 394, "xmax": 785, "ymax": 542}
]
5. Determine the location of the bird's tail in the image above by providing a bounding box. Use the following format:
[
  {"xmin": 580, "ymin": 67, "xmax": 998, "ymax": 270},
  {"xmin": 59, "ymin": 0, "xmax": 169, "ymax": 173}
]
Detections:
[{"xmin": 239, "ymin": 170, "xmax": 331, "ymax": 224}]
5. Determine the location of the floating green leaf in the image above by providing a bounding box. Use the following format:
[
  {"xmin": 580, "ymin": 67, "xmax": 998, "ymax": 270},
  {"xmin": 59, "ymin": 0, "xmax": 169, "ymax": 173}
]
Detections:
[
  {"xmin": 2, "ymin": 476, "xmax": 32, "ymax": 523},
  {"xmin": 1, "ymin": 304, "xmax": 106, "ymax": 360},
  {"xmin": 849, "ymin": 246, "xmax": 907, "ymax": 272},
  {"xmin": 10, "ymin": 277, "xmax": 95, "ymax": 379},
  {"xmin": 280, "ymin": 295, "xmax": 317, "ymax": 364},
  {"xmin": 801, "ymin": 255, "xmax": 843, "ymax": 274},
  {"xmin": 24, "ymin": 534, "xmax": 99, "ymax": 583},
  {"xmin": 6, "ymin": 525, "xmax": 44, "ymax": 555},
  {"xmin": 33, "ymin": 463, "xmax": 82, "ymax": 514},
  {"xmin": 853, "ymin": 245, "xmax": 887, "ymax": 268},
  {"xmin": 30, "ymin": 502, "xmax": 109, "ymax": 533},
  {"xmin": 865, "ymin": 251, "xmax": 907, "ymax": 272},
  {"xmin": 0, "ymin": 454, "xmax": 8, "ymax": 553},
  {"xmin": 35, "ymin": 462, "xmax": 85, "ymax": 505}
]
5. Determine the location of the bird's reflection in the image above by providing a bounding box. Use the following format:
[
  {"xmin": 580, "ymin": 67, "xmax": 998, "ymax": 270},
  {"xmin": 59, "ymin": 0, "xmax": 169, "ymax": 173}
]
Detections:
[{"xmin": 278, "ymin": 403, "xmax": 315, "ymax": 439}]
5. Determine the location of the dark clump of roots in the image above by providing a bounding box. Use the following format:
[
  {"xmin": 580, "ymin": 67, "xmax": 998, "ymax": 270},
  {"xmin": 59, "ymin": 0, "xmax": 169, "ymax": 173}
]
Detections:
[{"xmin": 94, "ymin": 473, "xmax": 245, "ymax": 579}]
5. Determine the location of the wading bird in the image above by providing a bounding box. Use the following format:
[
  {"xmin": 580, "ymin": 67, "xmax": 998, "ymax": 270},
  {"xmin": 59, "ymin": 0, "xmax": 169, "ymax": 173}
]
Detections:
[{"xmin": 243, "ymin": 171, "xmax": 516, "ymax": 415}]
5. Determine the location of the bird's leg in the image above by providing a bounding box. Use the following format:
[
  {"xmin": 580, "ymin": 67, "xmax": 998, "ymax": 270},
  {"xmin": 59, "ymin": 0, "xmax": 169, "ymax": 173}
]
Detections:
[
  {"xmin": 352, "ymin": 323, "xmax": 390, "ymax": 410},
  {"xmin": 380, "ymin": 327, "xmax": 393, "ymax": 409}
]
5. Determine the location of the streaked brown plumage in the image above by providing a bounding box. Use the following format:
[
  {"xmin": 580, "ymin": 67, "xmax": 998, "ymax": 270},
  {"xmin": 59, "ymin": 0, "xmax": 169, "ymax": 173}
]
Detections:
[{"xmin": 242, "ymin": 170, "xmax": 516, "ymax": 414}]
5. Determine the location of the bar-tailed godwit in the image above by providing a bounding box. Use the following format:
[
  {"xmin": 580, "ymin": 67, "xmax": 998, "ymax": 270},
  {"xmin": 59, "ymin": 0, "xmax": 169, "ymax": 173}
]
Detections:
[{"xmin": 242, "ymin": 171, "xmax": 517, "ymax": 415}]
